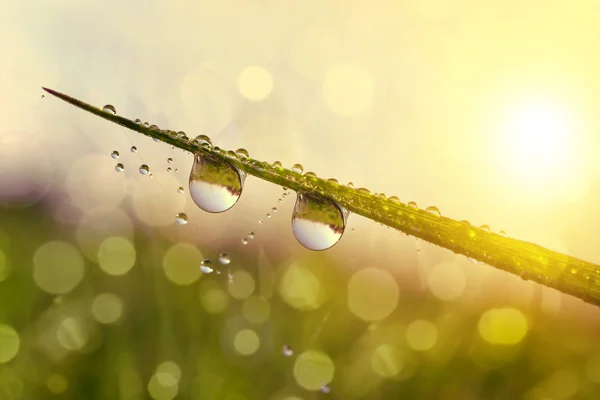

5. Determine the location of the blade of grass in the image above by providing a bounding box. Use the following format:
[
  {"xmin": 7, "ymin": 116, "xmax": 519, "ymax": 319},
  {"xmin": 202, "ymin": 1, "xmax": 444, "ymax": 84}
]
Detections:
[{"xmin": 42, "ymin": 87, "xmax": 600, "ymax": 306}]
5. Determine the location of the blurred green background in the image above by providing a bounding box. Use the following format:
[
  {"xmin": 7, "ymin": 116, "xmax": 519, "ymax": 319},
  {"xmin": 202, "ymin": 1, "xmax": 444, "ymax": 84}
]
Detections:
[{"xmin": 2, "ymin": 0, "xmax": 600, "ymax": 398}]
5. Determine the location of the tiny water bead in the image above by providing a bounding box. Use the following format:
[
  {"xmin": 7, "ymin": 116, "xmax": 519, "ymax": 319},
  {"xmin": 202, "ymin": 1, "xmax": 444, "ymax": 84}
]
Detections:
[
  {"xmin": 273, "ymin": 161, "xmax": 282, "ymax": 168},
  {"xmin": 248, "ymin": 232, "xmax": 255, "ymax": 239},
  {"xmin": 480, "ymin": 224, "xmax": 490, "ymax": 232},
  {"xmin": 426, "ymin": 206, "xmax": 441, "ymax": 217},
  {"xmin": 218, "ymin": 253, "xmax": 230, "ymax": 265},
  {"xmin": 499, "ymin": 230, "xmax": 507, "ymax": 237},
  {"xmin": 41, "ymin": 94, "xmax": 45, "ymax": 99},
  {"xmin": 167, "ymin": 167, "xmax": 172, "ymax": 172},
  {"xmin": 241, "ymin": 238, "xmax": 248, "ymax": 245},
  {"xmin": 320, "ymin": 384, "xmax": 331, "ymax": 394},
  {"xmin": 110, "ymin": 150, "xmax": 119, "ymax": 159},
  {"xmin": 115, "ymin": 163, "xmax": 124, "ymax": 172},
  {"xmin": 292, "ymin": 192, "xmax": 348, "ymax": 251},
  {"xmin": 167, "ymin": 158, "xmax": 173, "ymax": 164},
  {"xmin": 139, "ymin": 165, "xmax": 150, "ymax": 175},
  {"xmin": 189, "ymin": 153, "xmax": 245, "ymax": 213},
  {"xmin": 291, "ymin": 164, "xmax": 304, "ymax": 174},
  {"xmin": 135, "ymin": 118, "xmax": 142, "ymax": 124},
  {"xmin": 407, "ymin": 201, "xmax": 418, "ymax": 209},
  {"xmin": 200, "ymin": 259, "xmax": 215, "ymax": 274},
  {"xmin": 177, "ymin": 187, "xmax": 184, "ymax": 194},
  {"xmin": 175, "ymin": 213, "xmax": 188, "ymax": 225},
  {"xmin": 130, "ymin": 146, "xmax": 137, "ymax": 153},
  {"xmin": 272, "ymin": 207, "xmax": 277, "ymax": 213},
  {"xmin": 282, "ymin": 345, "xmax": 294, "ymax": 357},
  {"xmin": 102, "ymin": 104, "xmax": 116, "ymax": 114}
]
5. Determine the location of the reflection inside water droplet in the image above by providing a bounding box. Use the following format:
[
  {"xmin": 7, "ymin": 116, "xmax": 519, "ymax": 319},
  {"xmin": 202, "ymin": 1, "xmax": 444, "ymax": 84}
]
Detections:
[
  {"xmin": 292, "ymin": 192, "xmax": 348, "ymax": 251},
  {"xmin": 102, "ymin": 104, "xmax": 116, "ymax": 114},
  {"xmin": 189, "ymin": 153, "xmax": 245, "ymax": 213},
  {"xmin": 175, "ymin": 213, "xmax": 188, "ymax": 225}
]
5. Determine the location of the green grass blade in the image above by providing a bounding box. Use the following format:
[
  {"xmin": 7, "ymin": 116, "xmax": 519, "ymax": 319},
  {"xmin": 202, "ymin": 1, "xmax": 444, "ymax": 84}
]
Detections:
[{"xmin": 42, "ymin": 87, "xmax": 600, "ymax": 306}]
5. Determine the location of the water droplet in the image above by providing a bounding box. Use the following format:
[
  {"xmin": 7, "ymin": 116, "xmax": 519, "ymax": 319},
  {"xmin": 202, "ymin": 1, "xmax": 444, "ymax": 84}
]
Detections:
[
  {"xmin": 167, "ymin": 167, "xmax": 172, "ymax": 173},
  {"xmin": 258, "ymin": 220, "xmax": 263, "ymax": 224},
  {"xmin": 177, "ymin": 187, "xmax": 184, "ymax": 194},
  {"xmin": 499, "ymin": 230, "xmax": 507, "ymax": 237},
  {"xmin": 189, "ymin": 153, "xmax": 245, "ymax": 213},
  {"xmin": 282, "ymin": 192, "xmax": 288, "ymax": 199},
  {"xmin": 115, "ymin": 163, "xmax": 124, "ymax": 172},
  {"xmin": 273, "ymin": 161, "xmax": 282, "ymax": 168},
  {"xmin": 135, "ymin": 118, "xmax": 142, "ymax": 124},
  {"xmin": 292, "ymin": 192, "xmax": 347, "ymax": 251},
  {"xmin": 175, "ymin": 168, "xmax": 178, "ymax": 172},
  {"xmin": 357, "ymin": 188, "xmax": 370, "ymax": 194},
  {"xmin": 266, "ymin": 213, "xmax": 271, "ymax": 219},
  {"xmin": 149, "ymin": 124, "xmax": 159, "ymax": 130},
  {"xmin": 218, "ymin": 253, "xmax": 230, "ymax": 265},
  {"xmin": 282, "ymin": 345, "xmax": 294, "ymax": 357},
  {"xmin": 41, "ymin": 94, "xmax": 45, "ymax": 99},
  {"xmin": 153, "ymin": 138, "xmax": 160, "ymax": 142},
  {"xmin": 327, "ymin": 178, "xmax": 338, "ymax": 184},
  {"xmin": 291, "ymin": 164, "xmax": 304, "ymax": 174},
  {"xmin": 193, "ymin": 135, "xmax": 212, "ymax": 150},
  {"xmin": 459, "ymin": 220, "xmax": 470, "ymax": 225},
  {"xmin": 167, "ymin": 157, "xmax": 173, "ymax": 164},
  {"xmin": 241, "ymin": 238, "xmax": 248, "ymax": 245},
  {"xmin": 407, "ymin": 201, "xmax": 418, "ymax": 209},
  {"xmin": 467, "ymin": 257, "xmax": 482, "ymax": 264},
  {"xmin": 235, "ymin": 148, "xmax": 249, "ymax": 158},
  {"xmin": 175, "ymin": 213, "xmax": 188, "ymax": 225},
  {"xmin": 389, "ymin": 196, "xmax": 400, "ymax": 203},
  {"xmin": 320, "ymin": 384, "xmax": 331, "ymax": 394},
  {"xmin": 176, "ymin": 131, "xmax": 187, "ymax": 139},
  {"xmin": 277, "ymin": 198, "xmax": 282, "ymax": 203},
  {"xmin": 480, "ymin": 224, "xmax": 490, "ymax": 232},
  {"xmin": 346, "ymin": 182, "xmax": 354, "ymax": 188},
  {"xmin": 248, "ymin": 231, "xmax": 255, "ymax": 239},
  {"xmin": 139, "ymin": 165, "xmax": 150, "ymax": 175},
  {"xmin": 271, "ymin": 207, "xmax": 277, "ymax": 213},
  {"xmin": 130, "ymin": 146, "xmax": 137, "ymax": 153},
  {"xmin": 305, "ymin": 171, "xmax": 317, "ymax": 178},
  {"xmin": 200, "ymin": 259, "xmax": 215, "ymax": 274},
  {"xmin": 111, "ymin": 150, "xmax": 119, "ymax": 159},
  {"xmin": 426, "ymin": 206, "xmax": 441, "ymax": 217},
  {"xmin": 143, "ymin": 122, "xmax": 150, "ymax": 127},
  {"xmin": 102, "ymin": 104, "xmax": 116, "ymax": 114}
]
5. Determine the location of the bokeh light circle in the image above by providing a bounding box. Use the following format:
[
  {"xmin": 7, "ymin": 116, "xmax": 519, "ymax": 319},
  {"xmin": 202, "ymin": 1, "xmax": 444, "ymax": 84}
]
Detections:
[
  {"xmin": 33, "ymin": 241, "xmax": 84, "ymax": 294},
  {"xmin": 347, "ymin": 268, "xmax": 399, "ymax": 321}
]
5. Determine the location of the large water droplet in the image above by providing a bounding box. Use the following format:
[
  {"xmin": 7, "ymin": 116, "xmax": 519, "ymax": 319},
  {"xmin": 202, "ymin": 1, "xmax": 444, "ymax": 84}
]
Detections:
[
  {"xmin": 200, "ymin": 259, "xmax": 215, "ymax": 274},
  {"xmin": 175, "ymin": 213, "xmax": 188, "ymax": 225},
  {"xmin": 189, "ymin": 153, "xmax": 245, "ymax": 213},
  {"xmin": 139, "ymin": 165, "xmax": 150, "ymax": 175},
  {"xmin": 115, "ymin": 163, "xmax": 124, "ymax": 172},
  {"xmin": 218, "ymin": 253, "xmax": 230, "ymax": 265},
  {"xmin": 102, "ymin": 104, "xmax": 116, "ymax": 114},
  {"xmin": 292, "ymin": 192, "xmax": 347, "ymax": 251},
  {"xmin": 291, "ymin": 164, "xmax": 304, "ymax": 174},
  {"xmin": 111, "ymin": 150, "xmax": 119, "ymax": 159},
  {"xmin": 426, "ymin": 206, "xmax": 440, "ymax": 217}
]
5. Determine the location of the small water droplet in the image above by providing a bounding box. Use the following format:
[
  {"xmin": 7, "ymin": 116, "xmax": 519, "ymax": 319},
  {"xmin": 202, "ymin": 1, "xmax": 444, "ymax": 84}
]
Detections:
[
  {"xmin": 139, "ymin": 165, "xmax": 150, "ymax": 175},
  {"xmin": 248, "ymin": 231, "xmax": 255, "ymax": 239},
  {"xmin": 407, "ymin": 201, "xmax": 418, "ymax": 209},
  {"xmin": 305, "ymin": 171, "xmax": 317, "ymax": 178},
  {"xmin": 291, "ymin": 164, "xmax": 304, "ymax": 174},
  {"xmin": 273, "ymin": 161, "xmax": 282, "ymax": 167},
  {"xmin": 467, "ymin": 257, "xmax": 482, "ymax": 264},
  {"xmin": 189, "ymin": 153, "xmax": 245, "ymax": 213},
  {"xmin": 200, "ymin": 259, "xmax": 214, "ymax": 274},
  {"xmin": 459, "ymin": 220, "xmax": 470, "ymax": 225},
  {"xmin": 167, "ymin": 157, "xmax": 173, "ymax": 164},
  {"xmin": 143, "ymin": 122, "xmax": 150, "ymax": 127},
  {"xmin": 235, "ymin": 148, "xmax": 249, "ymax": 158},
  {"xmin": 241, "ymin": 238, "xmax": 248, "ymax": 245},
  {"xmin": 320, "ymin": 384, "xmax": 331, "ymax": 394},
  {"xmin": 357, "ymin": 188, "xmax": 370, "ymax": 194},
  {"xmin": 282, "ymin": 345, "xmax": 294, "ymax": 357},
  {"xmin": 271, "ymin": 207, "xmax": 277, "ymax": 213},
  {"xmin": 266, "ymin": 213, "xmax": 271, "ymax": 219},
  {"xmin": 177, "ymin": 187, "xmax": 184, "ymax": 194},
  {"xmin": 258, "ymin": 220, "xmax": 263, "ymax": 224},
  {"xmin": 135, "ymin": 118, "xmax": 142, "ymax": 124},
  {"xmin": 175, "ymin": 213, "xmax": 188, "ymax": 225},
  {"xmin": 277, "ymin": 198, "xmax": 282, "ymax": 203},
  {"xmin": 292, "ymin": 192, "xmax": 347, "ymax": 251},
  {"xmin": 480, "ymin": 224, "xmax": 490, "ymax": 232},
  {"xmin": 102, "ymin": 104, "xmax": 116, "ymax": 114},
  {"xmin": 176, "ymin": 131, "xmax": 187, "ymax": 139},
  {"xmin": 153, "ymin": 138, "xmax": 160, "ymax": 142},
  {"xmin": 175, "ymin": 168, "xmax": 178, "ymax": 172},
  {"xmin": 130, "ymin": 146, "xmax": 137, "ymax": 153},
  {"xmin": 218, "ymin": 253, "xmax": 231, "ymax": 265},
  {"xmin": 167, "ymin": 167, "xmax": 172, "ymax": 173},
  {"xmin": 499, "ymin": 230, "xmax": 507, "ymax": 237},
  {"xmin": 149, "ymin": 124, "xmax": 159, "ymax": 130},
  {"xmin": 115, "ymin": 163, "xmax": 124, "ymax": 172},
  {"xmin": 111, "ymin": 150, "xmax": 119, "ymax": 159},
  {"xmin": 41, "ymin": 94, "xmax": 45, "ymax": 99},
  {"xmin": 426, "ymin": 206, "xmax": 441, "ymax": 217}
]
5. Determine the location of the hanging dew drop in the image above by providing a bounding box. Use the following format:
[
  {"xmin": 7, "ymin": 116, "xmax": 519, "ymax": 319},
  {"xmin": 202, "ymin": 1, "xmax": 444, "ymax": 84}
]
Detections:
[
  {"xmin": 426, "ymin": 206, "xmax": 441, "ymax": 217},
  {"xmin": 115, "ymin": 163, "xmax": 124, "ymax": 172},
  {"xmin": 130, "ymin": 146, "xmax": 137, "ymax": 153},
  {"xmin": 292, "ymin": 192, "xmax": 348, "ymax": 251},
  {"xmin": 175, "ymin": 213, "xmax": 188, "ymax": 225},
  {"xmin": 111, "ymin": 150, "xmax": 119, "ymax": 159},
  {"xmin": 291, "ymin": 164, "xmax": 304, "ymax": 174},
  {"xmin": 200, "ymin": 259, "xmax": 215, "ymax": 274},
  {"xmin": 218, "ymin": 253, "xmax": 230, "ymax": 265},
  {"xmin": 189, "ymin": 153, "xmax": 245, "ymax": 213},
  {"xmin": 139, "ymin": 165, "xmax": 150, "ymax": 175},
  {"xmin": 282, "ymin": 345, "xmax": 294, "ymax": 357},
  {"xmin": 102, "ymin": 104, "xmax": 116, "ymax": 114},
  {"xmin": 177, "ymin": 187, "xmax": 184, "ymax": 194}
]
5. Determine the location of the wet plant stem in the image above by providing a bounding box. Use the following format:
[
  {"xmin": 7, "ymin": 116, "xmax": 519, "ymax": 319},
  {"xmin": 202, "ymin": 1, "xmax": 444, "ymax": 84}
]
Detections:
[{"xmin": 42, "ymin": 87, "xmax": 600, "ymax": 306}]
